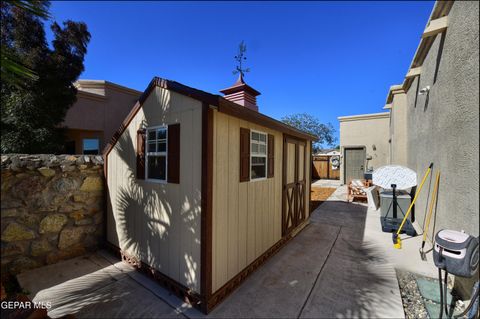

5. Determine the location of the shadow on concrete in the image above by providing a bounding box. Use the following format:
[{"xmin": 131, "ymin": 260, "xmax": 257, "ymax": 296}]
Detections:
[
  {"xmin": 17, "ymin": 193, "xmax": 405, "ymax": 318},
  {"xmin": 302, "ymin": 200, "xmax": 404, "ymax": 318},
  {"xmin": 17, "ymin": 252, "xmax": 183, "ymax": 318}
]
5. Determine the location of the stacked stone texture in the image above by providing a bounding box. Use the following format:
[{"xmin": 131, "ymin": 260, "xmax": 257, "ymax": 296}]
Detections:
[{"xmin": 1, "ymin": 154, "xmax": 104, "ymax": 275}]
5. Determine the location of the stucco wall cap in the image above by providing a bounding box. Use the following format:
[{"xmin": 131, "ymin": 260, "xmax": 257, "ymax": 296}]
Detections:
[
  {"xmin": 386, "ymin": 84, "xmax": 406, "ymax": 104},
  {"xmin": 75, "ymin": 80, "xmax": 142, "ymax": 97},
  {"xmin": 338, "ymin": 112, "xmax": 390, "ymax": 122}
]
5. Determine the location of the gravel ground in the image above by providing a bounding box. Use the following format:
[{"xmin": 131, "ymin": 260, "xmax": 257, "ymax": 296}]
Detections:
[{"xmin": 397, "ymin": 269, "xmax": 430, "ymax": 319}]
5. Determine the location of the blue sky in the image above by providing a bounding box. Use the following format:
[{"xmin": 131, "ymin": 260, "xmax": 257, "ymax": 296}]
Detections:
[{"xmin": 48, "ymin": 1, "xmax": 434, "ymax": 145}]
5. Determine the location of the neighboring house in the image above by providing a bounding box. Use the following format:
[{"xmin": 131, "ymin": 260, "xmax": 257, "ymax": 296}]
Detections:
[
  {"xmin": 63, "ymin": 80, "xmax": 141, "ymax": 154},
  {"xmin": 339, "ymin": 0, "xmax": 479, "ymax": 297},
  {"xmin": 103, "ymin": 74, "xmax": 316, "ymax": 313},
  {"xmin": 315, "ymin": 149, "xmax": 340, "ymax": 156},
  {"xmin": 338, "ymin": 112, "xmax": 390, "ymax": 183}
]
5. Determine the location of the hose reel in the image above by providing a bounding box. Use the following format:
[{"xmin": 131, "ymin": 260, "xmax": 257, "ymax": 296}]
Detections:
[
  {"xmin": 433, "ymin": 229, "xmax": 479, "ymax": 318},
  {"xmin": 434, "ymin": 229, "xmax": 479, "ymax": 277}
]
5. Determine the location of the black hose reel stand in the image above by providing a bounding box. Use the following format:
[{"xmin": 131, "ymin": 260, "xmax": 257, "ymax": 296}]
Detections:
[{"xmin": 433, "ymin": 229, "xmax": 479, "ymax": 318}]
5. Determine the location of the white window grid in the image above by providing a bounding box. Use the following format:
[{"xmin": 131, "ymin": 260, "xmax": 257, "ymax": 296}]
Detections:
[
  {"xmin": 250, "ymin": 130, "xmax": 268, "ymax": 181},
  {"xmin": 145, "ymin": 126, "xmax": 168, "ymax": 183}
]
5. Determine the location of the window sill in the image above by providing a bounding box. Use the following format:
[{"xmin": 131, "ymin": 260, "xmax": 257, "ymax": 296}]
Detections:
[
  {"xmin": 145, "ymin": 178, "xmax": 168, "ymax": 184},
  {"xmin": 250, "ymin": 177, "xmax": 268, "ymax": 182}
]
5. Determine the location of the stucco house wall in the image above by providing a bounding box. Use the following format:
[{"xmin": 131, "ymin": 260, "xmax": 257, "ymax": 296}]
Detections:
[
  {"xmin": 338, "ymin": 113, "xmax": 390, "ymax": 184},
  {"xmin": 64, "ymin": 80, "xmax": 141, "ymax": 154},
  {"xmin": 405, "ymin": 1, "xmax": 479, "ymax": 238},
  {"xmin": 389, "ymin": 91, "xmax": 408, "ymax": 166}
]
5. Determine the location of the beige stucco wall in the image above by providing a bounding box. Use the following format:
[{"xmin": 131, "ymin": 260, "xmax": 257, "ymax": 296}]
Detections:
[
  {"xmin": 404, "ymin": 1, "xmax": 479, "ymax": 238},
  {"xmin": 64, "ymin": 82, "xmax": 140, "ymax": 153},
  {"xmin": 106, "ymin": 87, "xmax": 202, "ymax": 292},
  {"xmin": 211, "ymin": 111, "xmax": 311, "ymax": 293},
  {"xmin": 390, "ymin": 92, "xmax": 408, "ymax": 166},
  {"xmin": 338, "ymin": 113, "xmax": 390, "ymax": 184}
]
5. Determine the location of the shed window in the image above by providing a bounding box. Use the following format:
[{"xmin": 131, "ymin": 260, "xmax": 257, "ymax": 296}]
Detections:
[
  {"xmin": 250, "ymin": 131, "xmax": 267, "ymax": 179},
  {"xmin": 146, "ymin": 126, "xmax": 167, "ymax": 181}
]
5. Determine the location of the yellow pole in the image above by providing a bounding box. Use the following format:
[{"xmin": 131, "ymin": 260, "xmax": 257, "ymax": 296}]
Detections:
[
  {"xmin": 422, "ymin": 171, "xmax": 440, "ymax": 244},
  {"xmin": 393, "ymin": 163, "xmax": 433, "ymax": 249}
]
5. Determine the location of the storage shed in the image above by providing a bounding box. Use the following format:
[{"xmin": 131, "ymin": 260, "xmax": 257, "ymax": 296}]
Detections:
[{"xmin": 104, "ymin": 75, "xmax": 316, "ymax": 313}]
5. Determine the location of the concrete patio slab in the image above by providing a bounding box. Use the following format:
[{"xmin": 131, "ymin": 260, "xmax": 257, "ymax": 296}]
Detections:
[
  {"xmin": 17, "ymin": 184, "xmax": 411, "ymax": 318},
  {"xmin": 200, "ymin": 223, "xmax": 340, "ymax": 319},
  {"xmin": 301, "ymin": 196, "xmax": 404, "ymax": 318},
  {"xmin": 17, "ymin": 253, "xmax": 185, "ymax": 318},
  {"xmin": 312, "ymin": 179, "xmax": 342, "ymax": 188},
  {"xmin": 326, "ymin": 185, "xmax": 438, "ymax": 279}
]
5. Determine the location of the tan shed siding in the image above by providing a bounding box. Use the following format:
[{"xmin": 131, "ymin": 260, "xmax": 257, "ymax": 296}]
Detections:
[
  {"xmin": 106, "ymin": 87, "xmax": 202, "ymax": 292},
  {"xmin": 211, "ymin": 111, "xmax": 283, "ymax": 292}
]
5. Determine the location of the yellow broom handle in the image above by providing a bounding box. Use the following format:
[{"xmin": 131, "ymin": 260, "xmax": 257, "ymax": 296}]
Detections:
[
  {"xmin": 396, "ymin": 163, "xmax": 433, "ymax": 236},
  {"xmin": 423, "ymin": 172, "xmax": 440, "ymax": 242}
]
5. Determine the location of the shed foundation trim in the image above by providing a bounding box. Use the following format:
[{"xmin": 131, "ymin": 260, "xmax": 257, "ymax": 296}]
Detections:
[{"xmin": 104, "ymin": 242, "xmax": 204, "ymax": 310}]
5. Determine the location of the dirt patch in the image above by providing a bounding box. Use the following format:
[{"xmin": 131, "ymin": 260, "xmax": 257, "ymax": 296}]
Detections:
[{"xmin": 310, "ymin": 187, "xmax": 336, "ymax": 212}]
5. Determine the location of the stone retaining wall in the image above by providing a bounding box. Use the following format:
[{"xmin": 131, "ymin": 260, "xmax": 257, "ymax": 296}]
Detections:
[{"xmin": 1, "ymin": 154, "xmax": 104, "ymax": 275}]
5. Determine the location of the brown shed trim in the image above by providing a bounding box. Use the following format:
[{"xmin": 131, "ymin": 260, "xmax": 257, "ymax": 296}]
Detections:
[
  {"xmin": 267, "ymin": 134, "xmax": 275, "ymax": 178},
  {"xmin": 103, "ymin": 99, "xmax": 142, "ymax": 156},
  {"xmin": 309, "ymin": 140, "xmax": 313, "ymax": 214},
  {"xmin": 167, "ymin": 123, "xmax": 180, "ymax": 184},
  {"xmin": 103, "ymin": 77, "xmax": 316, "ymax": 157},
  {"xmin": 104, "ymin": 242, "xmax": 204, "ymax": 310},
  {"xmin": 200, "ymin": 103, "xmax": 214, "ymax": 312},
  {"xmin": 217, "ymin": 98, "xmax": 316, "ymax": 141},
  {"xmin": 239, "ymin": 127, "xmax": 251, "ymax": 182},
  {"xmin": 136, "ymin": 129, "xmax": 146, "ymax": 180}
]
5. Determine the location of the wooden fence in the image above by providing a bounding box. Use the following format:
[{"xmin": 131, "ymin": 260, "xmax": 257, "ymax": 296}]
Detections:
[{"xmin": 312, "ymin": 155, "xmax": 340, "ymax": 180}]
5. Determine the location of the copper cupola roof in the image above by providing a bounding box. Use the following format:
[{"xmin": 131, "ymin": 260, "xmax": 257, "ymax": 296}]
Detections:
[{"xmin": 220, "ymin": 73, "xmax": 261, "ymax": 112}]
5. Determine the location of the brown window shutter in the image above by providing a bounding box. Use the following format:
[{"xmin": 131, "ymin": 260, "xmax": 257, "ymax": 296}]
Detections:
[
  {"xmin": 136, "ymin": 129, "xmax": 146, "ymax": 180},
  {"xmin": 267, "ymin": 134, "xmax": 274, "ymax": 178},
  {"xmin": 167, "ymin": 123, "xmax": 180, "ymax": 184},
  {"xmin": 240, "ymin": 127, "xmax": 250, "ymax": 182}
]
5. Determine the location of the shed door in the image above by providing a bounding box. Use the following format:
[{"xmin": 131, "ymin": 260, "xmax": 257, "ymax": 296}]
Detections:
[
  {"xmin": 282, "ymin": 136, "xmax": 306, "ymax": 237},
  {"xmin": 344, "ymin": 147, "xmax": 366, "ymax": 183}
]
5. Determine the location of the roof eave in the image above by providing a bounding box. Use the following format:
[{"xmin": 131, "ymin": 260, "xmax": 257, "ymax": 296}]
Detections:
[{"xmin": 103, "ymin": 76, "xmax": 317, "ymax": 157}]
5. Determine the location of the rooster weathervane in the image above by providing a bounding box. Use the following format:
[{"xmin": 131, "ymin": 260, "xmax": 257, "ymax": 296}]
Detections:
[{"xmin": 233, "ymin": 41, "xmax": 250, "ymax": 77}]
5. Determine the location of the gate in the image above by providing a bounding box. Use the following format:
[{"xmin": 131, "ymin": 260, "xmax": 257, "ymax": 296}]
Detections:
[{"xmin": 312, "ymin": 155, "xmax": 340, "ymax": 180}]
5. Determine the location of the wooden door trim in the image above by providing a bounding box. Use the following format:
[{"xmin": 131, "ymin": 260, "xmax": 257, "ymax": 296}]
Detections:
[
  {"xmin": 294, "ymin": 143, "xmax": 299, "ymax": 229},
  {"xmin": 201, "ymin": 103, "xmax": 214, "ymax": 310},
  {"xmin": 282, "ymin": 135, "xmax": 307, "ymax": 237}
]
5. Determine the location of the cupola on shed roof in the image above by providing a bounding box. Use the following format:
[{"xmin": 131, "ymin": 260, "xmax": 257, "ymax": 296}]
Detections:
[{"xmin": 220, "ymin": 74, "xmax": 261, "ymax": 112}]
